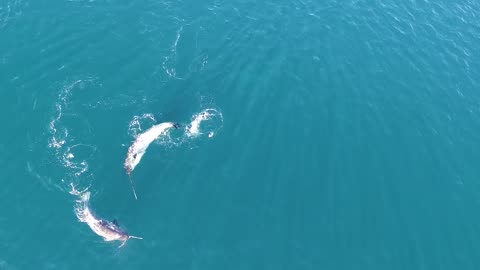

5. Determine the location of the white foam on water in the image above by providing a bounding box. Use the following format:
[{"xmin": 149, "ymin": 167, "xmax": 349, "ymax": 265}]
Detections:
[
  {"xmin": 62, "ymin": 144, "xmax": 96, "ymax": 177},
  {"xmin": 73, "ymin": 190, "xmax": 96, "ymax": 227},
  {"xmin": 48, "ymin": 80, "xmax": 80, "ymax": 150},
  {"xmin": 186, "ymin": 108, "xmax": 223, "ymax": 138},
  {"xmin": 48, "ymin": 78, "xmax": 97, "ymax": 188},
  {"xmin": 71, "ymin": 184, "xmax": 93, "ymax": 228},
  {"xmin": 70, "ymin": 183, "xmax": 92, "ymax": 225},
  {"xmin": 147, "ymin": 108, "xmax": 224, "ymax": 148},
  {"xmin": 127, "ymin": 113, "xmax": 156, "ymax": 137},
  {"xmin": 154, "ymin": 127, "xmax": 184, "ymax": 147}
]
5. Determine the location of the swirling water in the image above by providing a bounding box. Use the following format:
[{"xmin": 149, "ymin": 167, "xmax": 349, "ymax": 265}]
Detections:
[{"xmin": 1, "ymin": 0, "xmax": 480, "ymax": 269}]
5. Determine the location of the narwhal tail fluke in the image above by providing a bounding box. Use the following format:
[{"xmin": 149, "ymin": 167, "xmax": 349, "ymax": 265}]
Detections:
[
  {"xmin": 128, "ymin": 174, "xmax": 138, "ymax": 200},
  {"xmin": 129, "ymin": 235, "xmax": 143, "ymax": 240}
]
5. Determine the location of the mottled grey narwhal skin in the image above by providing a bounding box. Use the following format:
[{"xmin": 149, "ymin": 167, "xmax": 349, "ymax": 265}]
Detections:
[
  {"xmin": 123, "ymin": 122, "xmax": 177, "ymax": 199},
  {"xmin": 88, "ymin": 215, "xmax": 142, "ymax": 247},
  {"xmin": 75, "ymin": 191, "xmax": 142, "ymax": 247},
  {"xmin": 98, "ymin": 219, "xmax": 128, "ymax": 240}
]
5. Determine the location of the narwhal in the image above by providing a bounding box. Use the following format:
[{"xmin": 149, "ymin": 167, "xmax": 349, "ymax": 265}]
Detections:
[
  {"xmin": 124, "ymin": 121, "xmax": 179, "ymax": 199},
  {"xmin": 74, "ymin": 190, "xmax": 142, "ymax": 248}
]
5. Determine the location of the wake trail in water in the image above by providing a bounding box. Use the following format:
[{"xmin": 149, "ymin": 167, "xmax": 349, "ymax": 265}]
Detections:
[
  {"xmin": 48, "ymin": 78, "xmax": 96, "ymax": 191},
  {"xmin": 70, "ymin": 183, "xmax": 93, "ymax": 229},
  {"xmin": 163, "ymin": 25, "xmax": 184, "ymax": 79},
  {"xmin": 45, "ymin": 79, "xmax": 118, "ymax": 244}
]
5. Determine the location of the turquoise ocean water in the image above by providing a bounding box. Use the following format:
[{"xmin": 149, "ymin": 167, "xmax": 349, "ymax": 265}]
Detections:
[{"xmin": 1, "ymin": 0, "xmax": 480, "ymax": 269}]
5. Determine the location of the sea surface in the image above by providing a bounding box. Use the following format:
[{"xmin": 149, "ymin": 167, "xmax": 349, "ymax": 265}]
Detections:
[{"xmin": 1, "ymin": 0, "xmax": 480, "ymax": 269}]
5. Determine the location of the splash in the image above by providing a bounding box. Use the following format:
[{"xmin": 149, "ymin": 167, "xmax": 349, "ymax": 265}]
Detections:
[
  {"xmin": 69, "ymin": 183, "xmax": 90, "ymax": 197},
  {"xmin": 71, "ymin": 186, "xmax": 96, "ymax": 228},
  {"xmin": 137, "ymin": 108, "xmax": 224, "ymax": 148},
  {"xmin": 186, "ymin": 108, "xmax": 223, "ymax": 138},
  {"xmin": 62, "ymin": 144, "xmax": 96, "ymax": 177},
  {"xmin": 70, "ymin": 183, "xmax": 92, "ymax": 224},
  {"xmin": 127, "ymin": 113, "xmax": 156, "ymax": 137}
]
